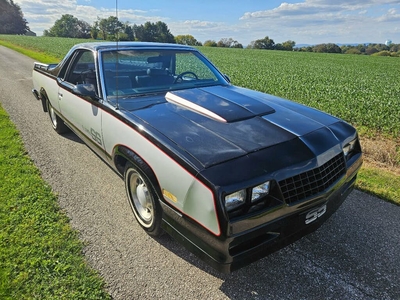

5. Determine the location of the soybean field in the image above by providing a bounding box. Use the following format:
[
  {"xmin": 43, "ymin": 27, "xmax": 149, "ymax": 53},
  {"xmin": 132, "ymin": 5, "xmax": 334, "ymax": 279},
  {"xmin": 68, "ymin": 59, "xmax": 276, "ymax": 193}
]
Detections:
[
  {"xmin": 202, "ymin": 47, "xmax": 399, "ymax": 138},
  {"xmin": 1, "ymin": 35, "xmax": 399, "ymax": 137}
]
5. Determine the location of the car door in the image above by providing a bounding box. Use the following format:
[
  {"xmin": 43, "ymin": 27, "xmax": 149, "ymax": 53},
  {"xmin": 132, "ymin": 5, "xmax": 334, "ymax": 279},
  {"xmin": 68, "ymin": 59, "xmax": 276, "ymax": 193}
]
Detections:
[{"xmin": 58, "ymin": 49, "xmax": 104, "ymax": 152}]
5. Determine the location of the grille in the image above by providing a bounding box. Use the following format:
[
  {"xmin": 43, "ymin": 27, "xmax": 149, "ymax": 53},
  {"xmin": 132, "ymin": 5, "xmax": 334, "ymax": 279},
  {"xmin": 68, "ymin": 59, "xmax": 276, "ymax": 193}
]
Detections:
[{"xmin": 279, "ymin": 153, "xmax": 346, "ymax": 204}]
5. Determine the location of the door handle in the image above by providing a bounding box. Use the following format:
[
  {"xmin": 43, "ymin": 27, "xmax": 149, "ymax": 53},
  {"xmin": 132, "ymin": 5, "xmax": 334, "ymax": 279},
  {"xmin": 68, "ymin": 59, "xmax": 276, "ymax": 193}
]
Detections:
[{"xmin": 58, "ymin": 92, "xmax": 63, "ymax": 100}]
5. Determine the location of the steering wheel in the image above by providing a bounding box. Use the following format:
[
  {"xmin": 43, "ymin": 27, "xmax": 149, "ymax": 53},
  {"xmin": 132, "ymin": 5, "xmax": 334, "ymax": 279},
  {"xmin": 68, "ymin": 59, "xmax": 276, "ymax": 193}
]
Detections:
[
  {"xmin": 80, "ymin": 69, "xmax": 95, "ymax": 84},
  {"xmin": 174, "ymin": 71, "xmax": 199, "ymax": 83}
]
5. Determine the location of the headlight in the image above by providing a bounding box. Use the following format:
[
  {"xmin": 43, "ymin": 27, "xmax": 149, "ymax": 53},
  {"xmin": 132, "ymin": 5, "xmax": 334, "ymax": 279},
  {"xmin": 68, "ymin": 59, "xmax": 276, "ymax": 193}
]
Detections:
[
  {"xmin": 251, "ymin": 181, "xmax": 270, "ymax": 202},
  {"xmin": 225, "ymin": 190, "xmax": 246, "ymax": 212},
  {"xmin": 343, "ymin": 139, "xmax": 357, "ymax": 157}
]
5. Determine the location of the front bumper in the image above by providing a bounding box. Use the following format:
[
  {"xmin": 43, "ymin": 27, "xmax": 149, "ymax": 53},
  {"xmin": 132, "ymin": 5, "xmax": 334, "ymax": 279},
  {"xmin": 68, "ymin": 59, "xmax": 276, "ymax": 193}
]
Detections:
[{"xmin": 161, "ymin": 154, "xmax": 362, "ymax": 273}]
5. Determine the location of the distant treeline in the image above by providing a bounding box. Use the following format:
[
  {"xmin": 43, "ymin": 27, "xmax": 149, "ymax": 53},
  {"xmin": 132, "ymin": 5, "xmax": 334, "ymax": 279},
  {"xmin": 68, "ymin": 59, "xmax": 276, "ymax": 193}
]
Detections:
[
  {"xmin": 295, "ymin": 42, "xmax": 400, "ymax": 57},
  {"xmin": 5, "ymin": 10, "xmax": 398, "ymax": 57}
]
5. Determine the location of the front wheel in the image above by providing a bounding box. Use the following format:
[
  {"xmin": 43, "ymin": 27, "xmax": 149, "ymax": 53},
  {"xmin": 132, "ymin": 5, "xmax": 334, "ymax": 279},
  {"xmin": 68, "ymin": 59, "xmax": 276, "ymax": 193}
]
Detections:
[
  {"xmin": 46, "ymin": 99, "xmax": 69, "ymax": 134},
  {"xmin": 124, "ymin": 160, "xmax": 163, "ymax": 236}
]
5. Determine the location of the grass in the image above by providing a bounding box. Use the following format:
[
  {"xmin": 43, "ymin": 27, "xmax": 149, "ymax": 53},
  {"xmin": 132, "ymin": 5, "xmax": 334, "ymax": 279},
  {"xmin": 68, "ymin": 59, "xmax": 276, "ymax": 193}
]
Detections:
[
  {"xmin": 0, "ymin": 35, "xmax": 398, "ymax": 298},
  {"xmin": 357, "ymin": 163, "xmax": 400, "ymax": 205},
  {"xmin": 0, "ymin": 106, "xmax": 110, "ymax": 299}
]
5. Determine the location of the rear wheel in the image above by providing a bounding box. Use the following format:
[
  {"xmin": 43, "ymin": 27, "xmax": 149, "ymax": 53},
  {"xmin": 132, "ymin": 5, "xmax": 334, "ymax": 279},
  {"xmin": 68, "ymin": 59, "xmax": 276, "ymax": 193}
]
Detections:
[
  {"xmin": 46, "ymin": 99, "xmax": 69, "ymax": 134},
  {"xmin": 124, "ymin": 158, "xmax": 163, "ymax": 236}
]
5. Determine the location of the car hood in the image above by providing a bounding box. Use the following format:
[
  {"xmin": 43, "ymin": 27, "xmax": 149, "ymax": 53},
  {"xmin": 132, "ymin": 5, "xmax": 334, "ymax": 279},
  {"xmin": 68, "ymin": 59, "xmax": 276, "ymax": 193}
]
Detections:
[{"xmin": 125, "ymin": 85, "xmax": 350, "ymax": 168}]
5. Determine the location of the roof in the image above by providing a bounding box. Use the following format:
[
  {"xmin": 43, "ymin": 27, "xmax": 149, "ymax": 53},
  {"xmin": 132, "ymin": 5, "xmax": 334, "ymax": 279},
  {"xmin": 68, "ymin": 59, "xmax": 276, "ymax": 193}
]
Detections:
[{"xmin": 71, "ymin": 41, "xmax": 196, "ymax": 52}]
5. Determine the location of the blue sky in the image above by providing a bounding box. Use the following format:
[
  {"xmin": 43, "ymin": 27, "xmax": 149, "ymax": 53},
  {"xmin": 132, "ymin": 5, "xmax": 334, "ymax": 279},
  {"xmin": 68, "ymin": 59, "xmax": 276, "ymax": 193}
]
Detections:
[{"xmin": 15, "ymin": 0, "xmax": 400, "ymax": 46}]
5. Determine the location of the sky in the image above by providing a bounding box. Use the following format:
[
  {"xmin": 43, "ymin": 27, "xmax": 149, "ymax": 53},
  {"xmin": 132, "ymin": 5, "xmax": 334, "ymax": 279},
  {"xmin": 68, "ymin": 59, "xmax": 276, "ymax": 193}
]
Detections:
[{"xmin": 14, "ymin": 0, "xmax": 400, "ymax": 46}]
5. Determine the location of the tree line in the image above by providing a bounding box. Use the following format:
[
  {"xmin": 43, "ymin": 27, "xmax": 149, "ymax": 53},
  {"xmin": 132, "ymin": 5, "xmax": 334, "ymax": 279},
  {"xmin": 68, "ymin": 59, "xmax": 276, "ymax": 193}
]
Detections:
[
  {"xmin": 45, "ymin": 15, "xmax": 399, "ymax": 56},
  {"xmin": 297, "ymin": 42, "xmax": 400, "ymax": 57},
  {"xmin": 43, "ymin": 15, "xmax": 177, "ymax": 44},
  {"xmin": 2, "ymin": 8, "xmax": 399, "ymax": 57}
]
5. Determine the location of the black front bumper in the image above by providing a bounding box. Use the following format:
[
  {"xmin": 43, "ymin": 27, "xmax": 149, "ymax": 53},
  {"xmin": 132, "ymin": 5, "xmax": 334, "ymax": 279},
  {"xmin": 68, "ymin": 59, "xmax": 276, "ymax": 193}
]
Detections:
[{"xmin": 161, "ymin": 155, "xmax": 362, "ymax": 273}]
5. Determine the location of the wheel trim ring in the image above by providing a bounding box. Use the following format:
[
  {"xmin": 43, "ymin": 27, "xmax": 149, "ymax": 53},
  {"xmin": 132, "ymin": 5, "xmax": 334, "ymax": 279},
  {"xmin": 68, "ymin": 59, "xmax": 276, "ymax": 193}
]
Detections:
[
  {"xmin": 48, "ymin": 105, "xmax": 57, "ymax": 128},
  {"xmin": 127, "ymin": 170, "xmax": 154, "ymax": 227}
]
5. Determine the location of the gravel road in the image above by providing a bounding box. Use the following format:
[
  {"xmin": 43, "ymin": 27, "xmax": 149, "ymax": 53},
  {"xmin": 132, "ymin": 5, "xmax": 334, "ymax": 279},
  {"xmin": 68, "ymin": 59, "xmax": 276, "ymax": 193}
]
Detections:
[{"xmin": 1, "ymin": 45, "xmax": 399, "ymax": 300}]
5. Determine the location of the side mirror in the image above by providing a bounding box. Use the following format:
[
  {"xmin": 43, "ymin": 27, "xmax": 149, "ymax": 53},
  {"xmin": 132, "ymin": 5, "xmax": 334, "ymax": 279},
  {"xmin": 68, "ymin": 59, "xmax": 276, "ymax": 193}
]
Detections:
[{"xmin": 73, "ymin": 83, "xmax": 98, "ymax": 100}]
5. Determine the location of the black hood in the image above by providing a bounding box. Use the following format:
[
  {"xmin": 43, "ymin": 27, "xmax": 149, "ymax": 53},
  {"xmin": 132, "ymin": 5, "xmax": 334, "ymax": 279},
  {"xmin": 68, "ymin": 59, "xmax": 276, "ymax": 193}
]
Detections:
[{"xmin": 127, "ymin": 85, "xmax": 346, "ymax": 168}]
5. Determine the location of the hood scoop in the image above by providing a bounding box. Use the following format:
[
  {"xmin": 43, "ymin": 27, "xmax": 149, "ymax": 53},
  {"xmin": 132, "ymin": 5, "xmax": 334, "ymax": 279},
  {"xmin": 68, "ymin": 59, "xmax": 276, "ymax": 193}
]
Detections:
[
  {"xmin": 165, "ymin": 92, "xmax": 227, "ymax": 123},
  {"xmin": 165, "ymin": 87, "xmax": 275, "ymax": 123}
]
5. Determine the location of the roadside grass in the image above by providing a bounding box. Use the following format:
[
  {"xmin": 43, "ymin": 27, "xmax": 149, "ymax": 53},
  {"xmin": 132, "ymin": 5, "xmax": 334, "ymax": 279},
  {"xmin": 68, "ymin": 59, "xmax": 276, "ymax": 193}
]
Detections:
[
  {"xmin": 0, "ymin": 105, "xmax": 110, "ymax": 299},
  {"xmin": 357, "ymin": 163, "xmax": 400, "ymax": 205}
]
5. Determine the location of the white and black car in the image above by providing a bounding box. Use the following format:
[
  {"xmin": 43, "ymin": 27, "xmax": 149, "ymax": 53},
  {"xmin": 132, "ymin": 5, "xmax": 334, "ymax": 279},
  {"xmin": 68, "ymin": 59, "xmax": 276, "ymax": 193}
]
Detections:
[{"xmin": 32, "ymin": 42, "xmax": 363, "ymax": 273}]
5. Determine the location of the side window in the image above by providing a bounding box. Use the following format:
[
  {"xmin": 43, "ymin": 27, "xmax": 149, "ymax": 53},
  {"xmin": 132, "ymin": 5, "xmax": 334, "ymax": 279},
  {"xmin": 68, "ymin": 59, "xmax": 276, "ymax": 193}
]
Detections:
[{"xmin": 64, "ymin": 51, "xmax": 96, "ymax": 86}]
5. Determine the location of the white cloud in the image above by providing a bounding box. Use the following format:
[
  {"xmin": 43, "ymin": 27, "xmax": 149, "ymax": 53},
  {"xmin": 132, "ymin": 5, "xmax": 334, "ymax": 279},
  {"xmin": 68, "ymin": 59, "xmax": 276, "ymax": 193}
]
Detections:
[
  {"xmin": 14, "ymin": 0, "xmax": 168, "ymax": 35},
  {"xmin": 377, "ymin": 8, "xmax": 400, "ymax": 22},
  {"xmin": 238, "ymin": 1, "xmax": 400, "ymax": 44},
  {"xmin": 12, "ymin": 0, "xmax": 400, "ymax": 45}
]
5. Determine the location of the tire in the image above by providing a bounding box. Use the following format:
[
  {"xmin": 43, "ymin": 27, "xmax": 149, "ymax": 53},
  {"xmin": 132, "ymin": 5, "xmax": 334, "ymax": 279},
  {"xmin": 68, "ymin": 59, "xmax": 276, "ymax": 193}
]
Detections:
[
  {"xmin": 46, "ymin": 99, "xmax": 69, "ymax": 134},
  {"xmin": 124, "ymin": 158, "xmax": 163, "ymax": 237}
]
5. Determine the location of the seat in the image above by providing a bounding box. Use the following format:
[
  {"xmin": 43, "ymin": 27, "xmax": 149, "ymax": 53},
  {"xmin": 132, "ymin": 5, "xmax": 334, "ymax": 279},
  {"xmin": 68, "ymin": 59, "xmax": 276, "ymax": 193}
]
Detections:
[
  {"xmin": 135, "ymin": 75, "xmax": 152, "ymax": 87},
  {"xmin": 135, "ymin": 68, "xmax": 174, "ymax": 87},
  {"xmin": 105, "ymin": 74, "xmax": 133, "ymax": 95},
  {"xmin": 113, "ymin": 76, "xmax": 133, "ymax": 89}
]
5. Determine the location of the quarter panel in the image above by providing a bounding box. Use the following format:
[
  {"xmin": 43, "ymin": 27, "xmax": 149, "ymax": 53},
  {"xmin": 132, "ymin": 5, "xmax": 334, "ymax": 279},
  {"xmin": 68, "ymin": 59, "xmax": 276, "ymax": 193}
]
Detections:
[{"xmin": 33, "ymin": 69, "xmax": 60, "ymax": 110}]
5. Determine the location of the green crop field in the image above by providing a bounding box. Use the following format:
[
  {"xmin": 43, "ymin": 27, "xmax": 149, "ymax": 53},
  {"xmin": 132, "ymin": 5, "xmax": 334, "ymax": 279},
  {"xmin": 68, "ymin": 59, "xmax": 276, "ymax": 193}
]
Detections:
[
  {"xmin": 202, "ymin": 47, "xmax": 400, "ymax": 138},
  {"xmin": 1, "ymin": 35, "xmax": 399, "ymax": 138}
]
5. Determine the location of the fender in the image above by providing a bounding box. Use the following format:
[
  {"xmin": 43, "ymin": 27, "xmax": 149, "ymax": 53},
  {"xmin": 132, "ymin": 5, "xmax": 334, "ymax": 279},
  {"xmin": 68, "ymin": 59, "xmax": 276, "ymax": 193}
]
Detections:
[{"xmin": 112, "ymin": 144, "xmax": 163, "ymax": 198}]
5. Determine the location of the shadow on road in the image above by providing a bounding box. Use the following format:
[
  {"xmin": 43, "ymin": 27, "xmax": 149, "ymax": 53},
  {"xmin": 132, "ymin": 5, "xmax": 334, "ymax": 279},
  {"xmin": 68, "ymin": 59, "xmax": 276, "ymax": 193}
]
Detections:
[{"xmin": 157, "ymin": 190, "xmax": 400, "ymax": 299}]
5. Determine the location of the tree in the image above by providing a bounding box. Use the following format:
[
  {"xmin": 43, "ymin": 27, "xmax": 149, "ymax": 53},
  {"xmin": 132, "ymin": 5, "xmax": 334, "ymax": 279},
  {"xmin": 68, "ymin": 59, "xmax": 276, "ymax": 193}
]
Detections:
[
  {"xmin": 122, "ymin": 22, "xmax": 134, "ymax": 41},
  {"xmin": 133, "ymin": 21, "xmax": 175, "ymax": 43},
  {"xmin": 0, "ymin": 0, "xmax": 29, "ymax": 34},
  {"xmin": 175, "ymin": 35, "xmax": 202, "ymax": 46},
  {"xmin": 390, "ymin": 43, "xmax": 400, "ymax": 52},
  {"xmin": 217, "ymin": 38, "xmax": 230, "ymax": 47},
  {"xmin": 282, "ymin": 40, "xmax": 296, "ymax": 51},
  {"xmin": 44, "ymin": 14, "xmax": 91, "ymax": 38},
  {"xmin": 203, "ymin": 40, "xmax": 218, "ymax": 47},
  {"xmin": 365, "ymin": 46, "xmax": 379, "ymax": 55},
  {"xmin": 97, "ymin": 16, "xmax": 122, "ymax": 41},
  {"xmin": 344, "ymin": 48, "xmax": 361, "ymax": 55},
  {"xmin": 251, "ymin": 36, "xmax": 275, "ymax": 50},
  {"xmin": 231, "ymin": 41, "xmax": 243, "ymax": 48},
  {"xmin": 76, "ymin": 20, "xmax": 92, "ymax": 38},
  {"xmin": 247, "ymin": 41, "xmax": 256, "ymax": 49},
  {"xmin": 216, "ymin": 38, "xmax": 243, "ymax": 48},
  {"xmin": 313, "ymin": 43, "xmax": 341, "ymax": 53},
  {"xmin": 90, "ymin": 21, "xmax": 99, "ymax": 39}
]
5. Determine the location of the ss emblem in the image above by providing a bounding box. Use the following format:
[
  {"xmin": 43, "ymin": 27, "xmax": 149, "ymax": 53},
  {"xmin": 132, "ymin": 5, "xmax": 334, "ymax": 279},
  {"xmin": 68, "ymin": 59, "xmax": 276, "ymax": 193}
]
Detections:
[{"xmin": 305, "ymin": 204, "xmax": 327, "ymax": 224}]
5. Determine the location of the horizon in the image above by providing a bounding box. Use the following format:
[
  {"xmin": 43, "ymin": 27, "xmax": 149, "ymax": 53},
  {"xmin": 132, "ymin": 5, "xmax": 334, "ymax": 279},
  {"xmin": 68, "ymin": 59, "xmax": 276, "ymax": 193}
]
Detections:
[{"xmin": 14, "ymin": 0, "xmax": 400, "ymax": 46}]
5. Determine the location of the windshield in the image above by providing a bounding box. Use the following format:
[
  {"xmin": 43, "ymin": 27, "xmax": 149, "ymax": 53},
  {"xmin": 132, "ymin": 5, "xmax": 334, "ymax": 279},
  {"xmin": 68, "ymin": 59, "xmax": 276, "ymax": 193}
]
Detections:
[{"xmin": 100, "ymin": 49, "xmax": 228, "ymax": 98}]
